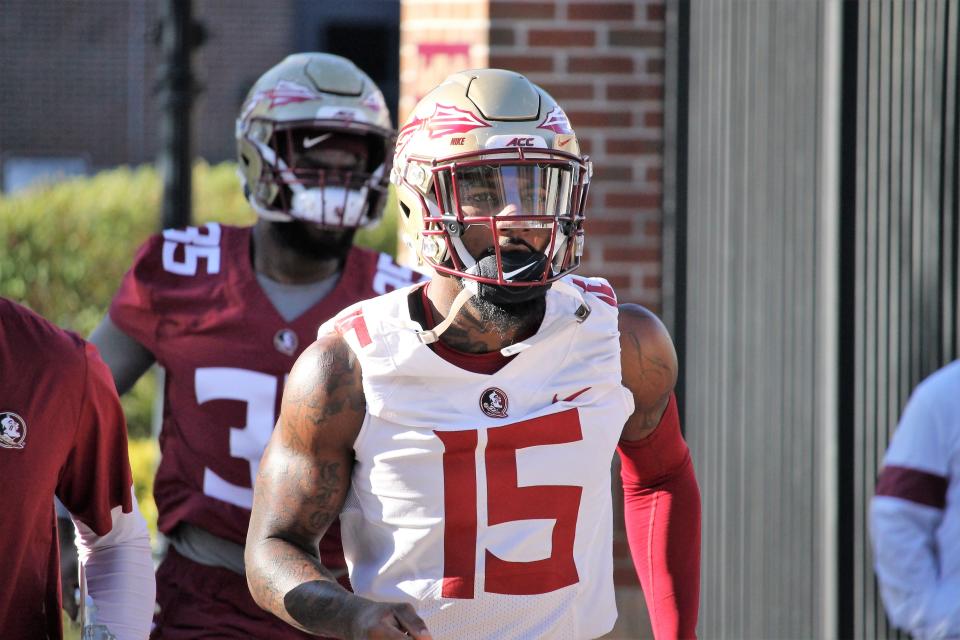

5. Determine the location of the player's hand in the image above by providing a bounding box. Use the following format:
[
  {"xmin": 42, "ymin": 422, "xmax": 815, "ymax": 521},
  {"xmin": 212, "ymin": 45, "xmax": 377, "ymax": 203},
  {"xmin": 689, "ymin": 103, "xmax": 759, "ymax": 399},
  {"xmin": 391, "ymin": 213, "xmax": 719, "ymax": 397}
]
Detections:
[{"xmin": 348, "ymin": 600, "xmax": 432, "ymax": 640}]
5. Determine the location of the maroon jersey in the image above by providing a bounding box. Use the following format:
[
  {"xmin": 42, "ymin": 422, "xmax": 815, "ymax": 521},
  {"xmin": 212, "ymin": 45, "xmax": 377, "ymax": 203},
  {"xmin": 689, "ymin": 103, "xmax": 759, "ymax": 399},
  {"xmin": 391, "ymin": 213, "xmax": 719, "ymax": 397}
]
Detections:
[
  {"xmin": 0, "ymin": 298, "xmax": 133, "ymax": 639},
  {"xmin": 108, "ymin": 223, "xmax": 421, "ymax": 556}
]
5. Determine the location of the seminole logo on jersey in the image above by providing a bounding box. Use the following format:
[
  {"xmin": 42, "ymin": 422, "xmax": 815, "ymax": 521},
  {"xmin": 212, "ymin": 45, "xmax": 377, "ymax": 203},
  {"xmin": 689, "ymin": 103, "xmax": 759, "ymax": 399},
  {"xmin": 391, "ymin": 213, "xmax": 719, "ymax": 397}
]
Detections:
[
  {"xmin": 396, "ymin": 104, "xmax": 491, "ymax": 155},
  {"xmin": 0, "ymin": 412, "xmax": 26, "ymax": 449},
  {"xmin": 273, "ymin": 328, "xmax": 299, "ymax": 356},
  {"xmin": 479, "ymin": 387, "xmax": 509, "ymax": 419},
  {"xmin": 537, "ymin": 106, "xmax": 574, "ymax": 135}
]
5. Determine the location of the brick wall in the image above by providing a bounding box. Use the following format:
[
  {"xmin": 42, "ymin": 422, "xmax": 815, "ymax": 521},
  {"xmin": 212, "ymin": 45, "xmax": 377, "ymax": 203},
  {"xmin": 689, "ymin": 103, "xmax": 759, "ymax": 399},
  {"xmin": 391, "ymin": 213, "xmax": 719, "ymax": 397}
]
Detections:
[
  {"xmin": 399, "ymin": 0, "xmax": 665, "ymax": 310},
  {"xmin": 489, "ymin": 0, "xmax": 665, "ymax": 311},
  {"xmin": 399, "ymin": 2, "xmax": 666, "ymax": 637}
]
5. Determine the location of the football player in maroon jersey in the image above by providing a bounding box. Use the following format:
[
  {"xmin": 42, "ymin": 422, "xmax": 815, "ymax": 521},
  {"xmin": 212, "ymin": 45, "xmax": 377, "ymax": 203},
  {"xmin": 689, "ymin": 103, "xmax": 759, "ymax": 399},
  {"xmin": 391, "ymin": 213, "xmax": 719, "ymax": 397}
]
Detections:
[
  {"xmin": 1, "ymin": 298, "xmax": 154, "ymax": 640},
  {"xmin": 246, "ymin": 69, "xmax": 701, "ymax": 639},
  {"xmin": 84, "ymin": 53, "xmax": 422, "ymax": 639}
]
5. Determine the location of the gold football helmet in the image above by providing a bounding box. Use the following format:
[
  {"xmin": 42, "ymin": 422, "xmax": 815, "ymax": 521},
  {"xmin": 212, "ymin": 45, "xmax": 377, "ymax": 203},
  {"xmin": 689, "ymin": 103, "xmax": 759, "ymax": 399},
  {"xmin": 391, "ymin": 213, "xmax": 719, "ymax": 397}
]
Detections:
[
  {"xmin": 236, "ymin": 53, "xmax": 394, "ymax": 227},
  {"xmin": 392, "ymin": 68, "xmax": 591, "ymax": 295}
]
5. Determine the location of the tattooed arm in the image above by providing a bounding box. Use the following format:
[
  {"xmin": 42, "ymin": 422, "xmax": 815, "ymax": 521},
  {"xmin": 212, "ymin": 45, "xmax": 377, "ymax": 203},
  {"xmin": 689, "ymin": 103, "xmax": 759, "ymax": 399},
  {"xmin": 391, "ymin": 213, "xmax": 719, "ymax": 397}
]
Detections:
[
  {"xmin": 616, "ymin": 303, "xmax": 701, "ymax": 638},
  {"xmin": 245, "ymin": 332, "xmax": 431, "ymax": 640},
  {"xmin": 618, "ymin": 303, "xmax": 678, "ymax": 440}
]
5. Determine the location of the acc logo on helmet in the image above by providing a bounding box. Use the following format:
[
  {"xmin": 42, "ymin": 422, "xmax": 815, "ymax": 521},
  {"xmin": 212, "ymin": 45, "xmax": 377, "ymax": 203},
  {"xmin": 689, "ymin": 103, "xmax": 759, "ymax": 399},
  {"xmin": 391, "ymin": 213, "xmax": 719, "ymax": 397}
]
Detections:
[{"xmin": 485, "ymin": 134, "xmax": 547, "ymax": 149}]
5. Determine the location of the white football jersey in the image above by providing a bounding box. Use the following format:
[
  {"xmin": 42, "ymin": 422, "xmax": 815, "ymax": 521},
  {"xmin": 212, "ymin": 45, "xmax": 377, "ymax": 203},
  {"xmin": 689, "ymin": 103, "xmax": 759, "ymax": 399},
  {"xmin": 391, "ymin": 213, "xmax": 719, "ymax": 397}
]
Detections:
[{"xmin": 330, "ymin": 276, "xmax": 634, "ymax": 639}]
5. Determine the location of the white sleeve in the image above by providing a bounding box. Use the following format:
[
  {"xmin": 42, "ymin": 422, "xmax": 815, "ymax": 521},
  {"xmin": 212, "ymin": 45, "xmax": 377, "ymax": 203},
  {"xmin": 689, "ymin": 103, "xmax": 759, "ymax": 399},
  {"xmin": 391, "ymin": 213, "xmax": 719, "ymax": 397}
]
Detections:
[
  {"xmin": 870, "ymin": 370, "xmax": 960, "ymax": 639},
  {"xmin": 73, "ymin": 490, "xmax": 156, "ymax": 640},
  {"xmin": 870, "ymin": 500, "xmax": 959, "ymax": 638}
]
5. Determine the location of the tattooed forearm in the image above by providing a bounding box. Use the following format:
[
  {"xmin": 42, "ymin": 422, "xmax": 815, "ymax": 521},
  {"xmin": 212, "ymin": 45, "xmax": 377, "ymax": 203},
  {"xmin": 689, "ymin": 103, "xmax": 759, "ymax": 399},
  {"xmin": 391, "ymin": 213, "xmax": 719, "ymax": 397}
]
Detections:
[
  {"xmin": 248, "ymin": 536, "xmax": 357, "ymax": 636},
  {"xmin": 283, "ymin": 580, "xmax": 361, "ymax": 633},
  {"xmin": 245, "ymin": 333, "xmax": 367, "ymax": 637}
]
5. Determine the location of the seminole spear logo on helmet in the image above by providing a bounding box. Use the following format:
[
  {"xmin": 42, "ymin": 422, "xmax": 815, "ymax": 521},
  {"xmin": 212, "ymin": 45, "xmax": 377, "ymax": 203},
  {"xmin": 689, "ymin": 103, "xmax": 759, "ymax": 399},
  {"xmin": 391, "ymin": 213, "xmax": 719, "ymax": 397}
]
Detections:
[{"xmin": 395, "ymin": 103, "xmax": 491, "ymax": 156}]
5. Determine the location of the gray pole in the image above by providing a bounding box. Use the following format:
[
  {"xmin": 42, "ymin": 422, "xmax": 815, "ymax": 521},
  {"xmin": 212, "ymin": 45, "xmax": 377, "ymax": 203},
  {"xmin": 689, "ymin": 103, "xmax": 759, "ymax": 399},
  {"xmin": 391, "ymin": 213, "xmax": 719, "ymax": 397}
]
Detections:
[
  {"xmin": 156, "ymin": 0, "xmax": 203, "ymax": 230},
  {"xmin": 817, "ymin": 1, "xmax": 842, "ymax": 637}
]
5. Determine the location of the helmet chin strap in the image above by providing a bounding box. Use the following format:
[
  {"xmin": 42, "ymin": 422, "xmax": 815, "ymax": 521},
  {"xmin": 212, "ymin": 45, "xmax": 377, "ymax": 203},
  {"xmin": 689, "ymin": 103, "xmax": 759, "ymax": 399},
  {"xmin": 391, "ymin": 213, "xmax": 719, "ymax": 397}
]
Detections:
[
  {"xmin": 417, "ymin": 249, "xmax": 551, "ymax": 345},
  {"xmin": 416, "ymin": 253, "xmax": 550, "ymax": 346},
  {"xmin": 416, "ymin": 286, "xmax": 474, "ymax": 345},
  {"xmin": 414, "ymin": 278, "xmax": 593, "ymax": 355}
]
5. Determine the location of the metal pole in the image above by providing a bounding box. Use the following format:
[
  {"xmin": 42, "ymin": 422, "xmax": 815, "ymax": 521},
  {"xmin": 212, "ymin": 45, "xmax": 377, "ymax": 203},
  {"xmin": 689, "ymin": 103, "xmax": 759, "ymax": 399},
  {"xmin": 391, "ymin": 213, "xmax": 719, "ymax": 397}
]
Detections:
[
  {"xmin": 156, "ymin": 0, "xmax": 201, "ymax": 230},
  {"xmin": 817, "ymin": 0, "xmax": 842, "ymax": 636},
  {"xmin": 662, "ymin": 0, "xmax": 690, "ymax": 422}
]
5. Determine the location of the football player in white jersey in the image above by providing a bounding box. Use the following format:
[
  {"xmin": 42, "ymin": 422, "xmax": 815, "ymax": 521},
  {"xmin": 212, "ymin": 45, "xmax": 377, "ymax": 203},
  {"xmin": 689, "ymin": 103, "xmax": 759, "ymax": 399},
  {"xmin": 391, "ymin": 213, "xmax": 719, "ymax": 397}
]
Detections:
[{"xmin": 246, "ymin": 69, "xmax": 702, "ymax": 639}]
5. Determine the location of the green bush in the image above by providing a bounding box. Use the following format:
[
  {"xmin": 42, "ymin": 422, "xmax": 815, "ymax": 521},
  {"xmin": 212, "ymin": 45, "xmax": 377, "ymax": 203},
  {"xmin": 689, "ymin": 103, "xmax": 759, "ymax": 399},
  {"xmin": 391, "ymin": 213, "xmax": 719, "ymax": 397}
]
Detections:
[
  {"xmin": 128, "ymin": 436, "xmax": 160, "ymax": 541},
  {"xmin": 0, "ymin": 161, "xmax": 399, "ymax": 439}
]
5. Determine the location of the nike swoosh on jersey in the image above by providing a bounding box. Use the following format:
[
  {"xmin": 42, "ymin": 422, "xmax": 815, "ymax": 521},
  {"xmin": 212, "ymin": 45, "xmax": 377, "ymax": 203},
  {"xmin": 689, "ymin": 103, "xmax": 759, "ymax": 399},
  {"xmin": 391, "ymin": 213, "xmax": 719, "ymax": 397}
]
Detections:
[{"xmin": 552, "ymin": 386, "xmax": 593, "ymax": 403}]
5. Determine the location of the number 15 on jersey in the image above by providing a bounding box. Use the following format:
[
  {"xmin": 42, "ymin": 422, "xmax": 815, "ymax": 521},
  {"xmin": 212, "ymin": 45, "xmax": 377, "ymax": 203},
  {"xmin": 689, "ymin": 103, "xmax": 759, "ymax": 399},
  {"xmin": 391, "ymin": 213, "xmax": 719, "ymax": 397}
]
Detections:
[{"xmin": 436, "ymin": 409, "xmax": 584, "ymax": 599}]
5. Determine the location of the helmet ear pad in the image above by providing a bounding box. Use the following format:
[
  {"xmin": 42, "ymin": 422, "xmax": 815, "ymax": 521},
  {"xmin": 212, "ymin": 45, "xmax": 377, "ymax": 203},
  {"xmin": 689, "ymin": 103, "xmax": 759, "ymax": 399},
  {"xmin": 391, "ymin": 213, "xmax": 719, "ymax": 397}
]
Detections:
[
  {"xmin": 396, "ymin": 180, "xmax": 449, "ymax": 266},
  {"xmin": 237, "ymin": 134, "xmax": 280, "ymax": 213}
]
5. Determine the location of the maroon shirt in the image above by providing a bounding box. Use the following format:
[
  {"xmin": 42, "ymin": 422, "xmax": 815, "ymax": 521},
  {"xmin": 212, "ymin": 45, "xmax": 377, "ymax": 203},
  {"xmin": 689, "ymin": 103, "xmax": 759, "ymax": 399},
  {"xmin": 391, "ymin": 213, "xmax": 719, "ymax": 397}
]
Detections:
[
  {"xmin": 0, "ymin": 298, "xmax": 133, "ymax": 639},
  {"xmin": 108, "ymin": 223, "xmax": 422, "ymax": 563}
]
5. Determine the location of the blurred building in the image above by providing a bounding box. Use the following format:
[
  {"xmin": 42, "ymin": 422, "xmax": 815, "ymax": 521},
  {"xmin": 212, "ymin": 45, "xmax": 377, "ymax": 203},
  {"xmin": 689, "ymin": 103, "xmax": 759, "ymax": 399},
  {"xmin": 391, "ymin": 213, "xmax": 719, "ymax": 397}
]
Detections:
[{"xmin": 0, "ymin": 1, "xmax": 400, "ymax": 191}]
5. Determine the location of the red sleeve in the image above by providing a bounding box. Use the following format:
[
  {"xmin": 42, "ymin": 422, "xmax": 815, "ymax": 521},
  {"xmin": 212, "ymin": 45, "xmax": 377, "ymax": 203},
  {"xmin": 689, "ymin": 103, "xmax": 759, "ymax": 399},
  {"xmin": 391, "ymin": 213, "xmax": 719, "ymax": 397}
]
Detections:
[
  {"xmin": 108, "ymin": 235, "xmax": 161, "ymax": 352},
  {"xmin": 56, "ymin": 342, "xmax": 134, "ymax": 535},
  {"xmin": 617, "ymin": 393, "xmax": 701, "ymax": 639}
]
